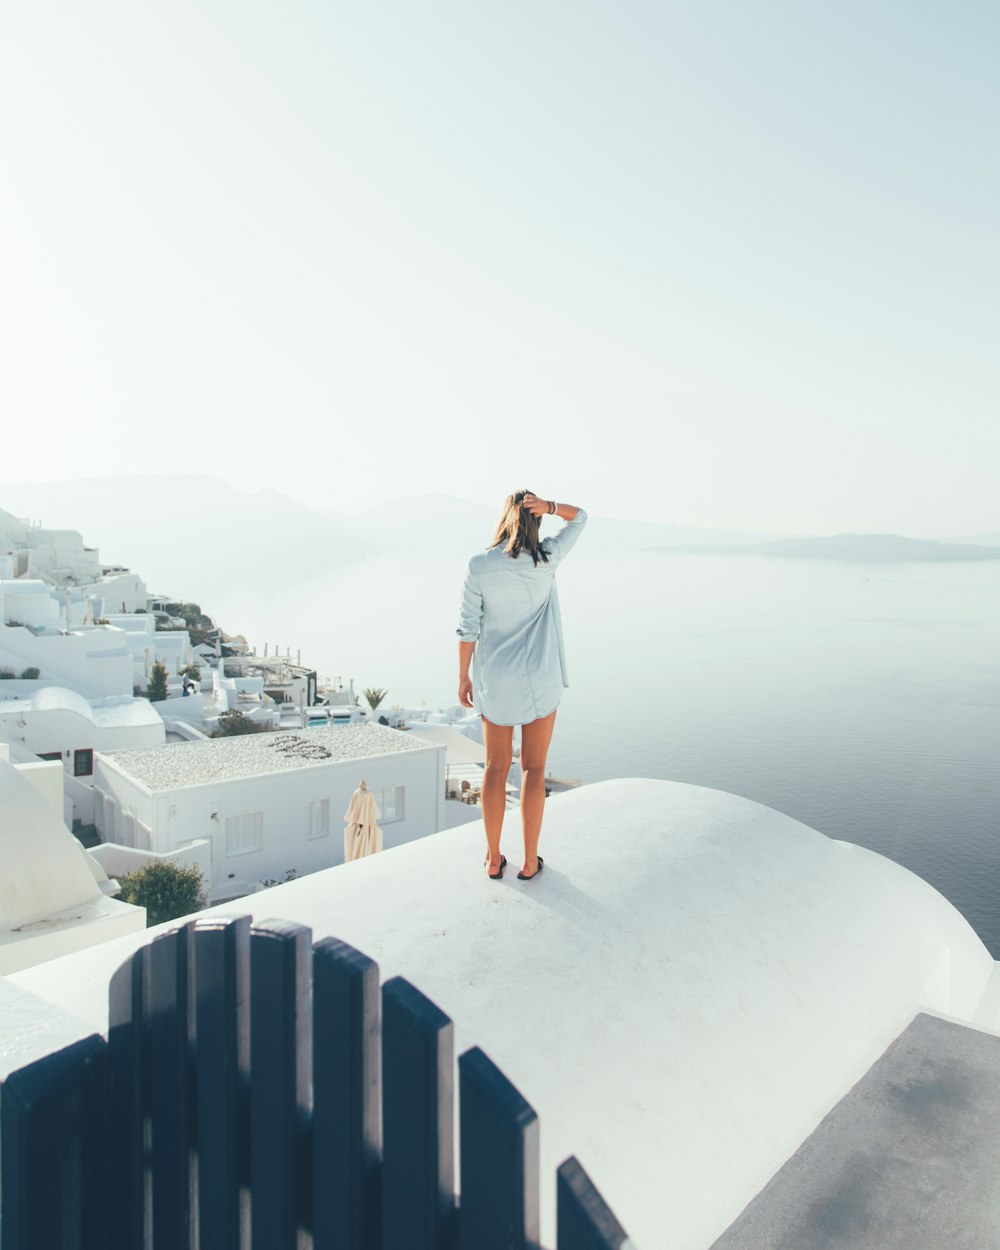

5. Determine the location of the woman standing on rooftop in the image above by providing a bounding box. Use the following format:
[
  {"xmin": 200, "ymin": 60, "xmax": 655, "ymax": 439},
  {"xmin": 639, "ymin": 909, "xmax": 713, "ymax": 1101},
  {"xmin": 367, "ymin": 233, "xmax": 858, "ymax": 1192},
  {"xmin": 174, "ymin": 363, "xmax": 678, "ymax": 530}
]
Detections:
[{"xmin": 457, "ymin": 491, "xmax": 587, "ymax": 881}]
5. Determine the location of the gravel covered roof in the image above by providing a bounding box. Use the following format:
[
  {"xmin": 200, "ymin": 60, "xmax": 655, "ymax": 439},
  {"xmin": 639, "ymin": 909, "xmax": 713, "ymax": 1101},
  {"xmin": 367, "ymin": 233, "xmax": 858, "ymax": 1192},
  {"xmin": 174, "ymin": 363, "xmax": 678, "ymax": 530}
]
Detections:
[{"xmin": 99, "ymin": 724, "xmax": 435, "ymax": 791}]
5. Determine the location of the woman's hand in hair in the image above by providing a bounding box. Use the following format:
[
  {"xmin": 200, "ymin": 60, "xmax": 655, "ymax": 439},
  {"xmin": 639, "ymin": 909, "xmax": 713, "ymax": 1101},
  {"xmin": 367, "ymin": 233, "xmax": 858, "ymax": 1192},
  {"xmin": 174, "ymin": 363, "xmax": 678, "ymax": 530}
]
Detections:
[{"xmin": 521, "ymin": 493, "xmax": 551, "ymax": 518}]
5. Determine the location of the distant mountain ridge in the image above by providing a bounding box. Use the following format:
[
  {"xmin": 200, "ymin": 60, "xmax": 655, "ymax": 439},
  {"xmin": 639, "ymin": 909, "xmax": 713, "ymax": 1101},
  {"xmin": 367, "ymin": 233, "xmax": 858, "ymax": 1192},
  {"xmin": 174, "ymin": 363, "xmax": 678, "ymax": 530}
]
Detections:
[
  {"xmin": 946, "ymin": 530, "xmax": 1000, "ymax": 548},
  {"xmin": 650, "ymin": 533, "xmax": 1000, "ymax": 563},
  {"xmin": 347, "ymin": 493, "xmax": 780, "ymax": 555},
  {"xmin": 1, "ymin": 479, "xmax": 998, "ymax": 594},
  {"xmin": 0, "ymin": 477, "xmax": 782, "ymax": 589}
]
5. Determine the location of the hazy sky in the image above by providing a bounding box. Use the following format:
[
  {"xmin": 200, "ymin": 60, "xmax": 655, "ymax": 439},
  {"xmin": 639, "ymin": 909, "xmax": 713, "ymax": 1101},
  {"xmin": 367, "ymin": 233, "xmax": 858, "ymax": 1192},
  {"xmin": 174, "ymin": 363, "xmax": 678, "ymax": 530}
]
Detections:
[{"xmin": 2, "ymin": 2, "xmax": 996, "ymax": 536}]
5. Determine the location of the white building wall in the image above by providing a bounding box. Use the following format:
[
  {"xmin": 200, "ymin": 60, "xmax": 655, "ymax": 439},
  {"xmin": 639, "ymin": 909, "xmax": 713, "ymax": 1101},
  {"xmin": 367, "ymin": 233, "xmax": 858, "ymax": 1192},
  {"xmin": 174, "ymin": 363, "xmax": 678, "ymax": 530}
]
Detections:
[
  {"xmin": 0, "ymin": 700, "xmax": 165, "ymax": 763},
  {"xmin": 0, "ymin": 697, "xmax": 166, "ymax": 827},
  {"xmin": 88, "ymin": 572, "xmax": 146, "ymax": 614},
  {"xmin": 0, "ymin": 745, "xmax": 63, "ymax": 816},
  {"xmin": 22, "ymin": 528, "xmax": 103, "ymax": 582},
  {"xmin": 101, "ymin": 614, "xmax": 192, "ymax": 690},
  {"xmin": 0, "ymin": 621, "xmax": 134, "ymax": 696},
  {"xmin": 157, "ymin": 692, "xmax": 209, "ymax": 729},
  {"xmin": 0, "ymin": 898, "xmax": 146, "ymax": 975},
  {"xmin": 89, "ymin": 839, "xmax": 212, "ymax": 890},
  {"xmin": 1, "ymin": 582, "xmax": 61, "ymax": 631},
  {"xmin": 92, "ymin": 764, "xmax": 156, "ymax": 849},
  {"xmin": 93, "ymin": 743, "xmax": 445, "ymax": 901},
  {"xmin": 10, "ymin": 758, "xmax": 64, "ymax": 817}
]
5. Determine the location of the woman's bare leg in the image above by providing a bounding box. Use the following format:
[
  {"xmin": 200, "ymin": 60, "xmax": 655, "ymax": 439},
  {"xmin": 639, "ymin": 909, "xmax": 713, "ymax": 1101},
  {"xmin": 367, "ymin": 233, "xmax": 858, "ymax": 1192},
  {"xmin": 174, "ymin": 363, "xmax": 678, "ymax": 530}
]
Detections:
[
  {"xmin": 519, "ymin": 710, "xmax": 557, "ymax": 875},
  {"xmin": 481, "ymin": 716, "xmax": 513, "ymax": 872}
]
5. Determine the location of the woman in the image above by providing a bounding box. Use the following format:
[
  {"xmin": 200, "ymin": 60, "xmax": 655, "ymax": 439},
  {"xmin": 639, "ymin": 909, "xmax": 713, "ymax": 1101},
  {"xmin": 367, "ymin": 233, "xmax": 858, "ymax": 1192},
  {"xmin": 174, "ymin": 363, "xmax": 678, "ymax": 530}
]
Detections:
[{"xmin": 456, "ymin": 491, "xmax": 587, "ymax": 880}]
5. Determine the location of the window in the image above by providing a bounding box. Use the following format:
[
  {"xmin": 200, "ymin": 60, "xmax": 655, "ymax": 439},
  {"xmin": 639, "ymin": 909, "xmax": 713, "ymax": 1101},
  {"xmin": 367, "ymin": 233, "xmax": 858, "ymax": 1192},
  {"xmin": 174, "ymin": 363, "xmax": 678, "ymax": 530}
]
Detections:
[
  {"xmin": 306, "ymin": 798, "xmax": 330, "ymax": 840},
  {"xmin": 225, "ymin": 811, "xmax": 263, "ymax": 856},
  {"xmin": 373, "ymin": 785, "xmax": 404, "ymax": 824},
  {"xmin": 74, "ymin": 749, "xmax": 94, "ymax": 777},
  {"xmin": 38, "ymin": 752, "xmax": 62, "ymax": 763}
]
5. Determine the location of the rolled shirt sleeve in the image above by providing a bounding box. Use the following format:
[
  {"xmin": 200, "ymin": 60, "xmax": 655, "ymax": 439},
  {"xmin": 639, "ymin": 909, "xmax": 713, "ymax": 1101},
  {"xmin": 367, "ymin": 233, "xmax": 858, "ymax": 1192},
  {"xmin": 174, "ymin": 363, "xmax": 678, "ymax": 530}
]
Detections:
[
  {"xmin": 456, "ymin": 560, "xmax": 484, "ymax": 641},
  {"xmin": 540, "ymin": 507, "xmax": 588, "ymax": 566}
]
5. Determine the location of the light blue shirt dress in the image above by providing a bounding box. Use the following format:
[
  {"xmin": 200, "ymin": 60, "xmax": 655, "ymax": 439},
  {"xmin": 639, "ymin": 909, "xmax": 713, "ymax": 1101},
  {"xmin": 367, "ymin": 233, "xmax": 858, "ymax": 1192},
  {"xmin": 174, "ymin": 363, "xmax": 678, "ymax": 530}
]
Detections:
[{"xmin": 456, "ymin": 508, "xmax": 588, "ymax": 726}]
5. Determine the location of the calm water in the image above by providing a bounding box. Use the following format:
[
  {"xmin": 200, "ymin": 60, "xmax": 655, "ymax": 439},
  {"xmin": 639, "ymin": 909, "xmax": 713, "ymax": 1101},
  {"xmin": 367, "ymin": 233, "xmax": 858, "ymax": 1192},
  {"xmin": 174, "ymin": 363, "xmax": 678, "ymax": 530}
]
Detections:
[{"xmin": 214, "ymin": 551, "xmax": 1000, "ymax": 953}]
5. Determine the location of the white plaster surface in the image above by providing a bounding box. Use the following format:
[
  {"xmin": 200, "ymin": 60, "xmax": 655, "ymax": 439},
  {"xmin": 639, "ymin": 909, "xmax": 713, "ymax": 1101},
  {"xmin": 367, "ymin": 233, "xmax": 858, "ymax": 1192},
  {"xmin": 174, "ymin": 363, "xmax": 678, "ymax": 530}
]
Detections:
[
  {"xmin": 9, "ymin": 779, "xmax": 998, "ymax": 1249},
  {"xmin": 0, "ymin": 759, "xmax": 102, "ymax": 926},
  {"xmin": 17, "ymin": 685, "xmax": 163, "ymax": 728},
  {"xmin": 0, "ymin": 977, "xmax": 99, "ymax": 1081},
  {"xmin": 0, "ymin": 893, "xmax": 146, "ymax": 974},
  {"xmin": 7, "ymin": 756, "xmax": 63, "ymax": 816}
]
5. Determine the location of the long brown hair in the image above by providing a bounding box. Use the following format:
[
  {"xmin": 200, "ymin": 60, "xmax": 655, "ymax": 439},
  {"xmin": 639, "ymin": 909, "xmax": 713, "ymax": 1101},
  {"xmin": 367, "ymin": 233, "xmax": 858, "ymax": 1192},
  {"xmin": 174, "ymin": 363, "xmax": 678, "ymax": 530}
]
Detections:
[{"xmin": 490, "ymin": 490, "xmax": 549, "ymax": 565}]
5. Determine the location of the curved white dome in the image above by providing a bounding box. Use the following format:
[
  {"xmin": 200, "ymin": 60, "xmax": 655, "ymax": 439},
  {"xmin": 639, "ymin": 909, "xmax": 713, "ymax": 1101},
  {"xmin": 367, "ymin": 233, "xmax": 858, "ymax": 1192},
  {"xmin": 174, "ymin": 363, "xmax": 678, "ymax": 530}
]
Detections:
[
  {"xmin": 27, "ymin": 685, "xmax": 95, "ymax": 718},
  {"xmin": 11, "ymin": 778, "xmax": 996, "ymax": 1248},
  {"xmin": 257, "ymin": 779, "xmax": 995, "ymax": 1249},
  {"xmin": 0, "ymin": 760, "xmax": 102, "ymax": 927}
]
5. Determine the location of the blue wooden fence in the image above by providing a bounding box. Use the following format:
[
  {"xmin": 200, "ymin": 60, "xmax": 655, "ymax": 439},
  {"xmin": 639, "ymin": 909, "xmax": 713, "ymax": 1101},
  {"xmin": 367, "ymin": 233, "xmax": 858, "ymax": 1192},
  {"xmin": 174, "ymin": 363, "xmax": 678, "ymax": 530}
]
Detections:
[{"xmin": 1, "ymin": 915, "xmax": 631, "ymax": 1250}]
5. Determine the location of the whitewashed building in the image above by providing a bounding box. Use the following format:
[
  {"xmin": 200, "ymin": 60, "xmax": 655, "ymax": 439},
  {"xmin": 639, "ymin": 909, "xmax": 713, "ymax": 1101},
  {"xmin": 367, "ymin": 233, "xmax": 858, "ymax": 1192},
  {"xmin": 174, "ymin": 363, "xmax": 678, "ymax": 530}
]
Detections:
[
  {"xmin": 92, "ymin": 723, "xmax": 446, "ymax": 900},
  {"xmin": 99, "ymin": 612, "xmax": 196, "ymax": 692},
  {"xmin": 0, "ymin": 506, "xmax": 165, "ymax": 696},
  {"xmin": 0, "ymin": 753, "xmax": 146, "ymax": 974},
  {"xmin": 0, "ymin": 585, "xmax": 194, "ymax": 697},
  {"xmin": 0, "ymin": 507, "xmax": 146, "ymax": 612},
  {"xmin": 0, "ymin": 582, "xmax": 136, "ymax": 697},
  {"xmin": 0, "ymin": 685, "xmax": 166, "ymax": 827}
]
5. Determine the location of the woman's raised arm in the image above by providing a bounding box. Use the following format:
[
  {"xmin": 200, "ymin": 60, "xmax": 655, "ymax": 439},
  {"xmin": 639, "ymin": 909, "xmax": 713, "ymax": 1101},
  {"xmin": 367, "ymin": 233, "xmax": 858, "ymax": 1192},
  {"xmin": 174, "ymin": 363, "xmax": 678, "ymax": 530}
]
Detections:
[{"xmin": 521, "ymin": 493, "xmax": 581, "ymax": 521}]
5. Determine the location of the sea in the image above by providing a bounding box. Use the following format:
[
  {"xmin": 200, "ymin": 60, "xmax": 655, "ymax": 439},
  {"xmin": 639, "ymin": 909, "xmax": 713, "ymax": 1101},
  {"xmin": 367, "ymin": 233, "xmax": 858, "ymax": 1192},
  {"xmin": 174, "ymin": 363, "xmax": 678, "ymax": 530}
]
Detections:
[{"xmin": 212, "ymin": 550, "xmax": 1000, "ymax": 954}]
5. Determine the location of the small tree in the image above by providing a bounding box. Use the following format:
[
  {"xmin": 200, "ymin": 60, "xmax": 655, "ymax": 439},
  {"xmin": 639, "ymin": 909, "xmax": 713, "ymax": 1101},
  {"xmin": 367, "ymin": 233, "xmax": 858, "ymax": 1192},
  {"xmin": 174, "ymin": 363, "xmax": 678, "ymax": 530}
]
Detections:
[
  {"xmin": 116, "ymin": 860, "xmax": 206, "ymax": 927},
  {"xmin": 364, "ymin": 687, "xmax": 388, "ymax": 712},
  {"xmin": 20, "ymin": 667, "xmax": 40, "ymax": 679},
  {"xmin": 146, "ymin": 661, "xmax": 169, "ymax": 702},
  {"xmin": 181, "ymin": 663, "xmax": 202, "ymax": 681},
  {"xmin": 212, "ymin": 708, "xmax": 265, "ymax": 737}
]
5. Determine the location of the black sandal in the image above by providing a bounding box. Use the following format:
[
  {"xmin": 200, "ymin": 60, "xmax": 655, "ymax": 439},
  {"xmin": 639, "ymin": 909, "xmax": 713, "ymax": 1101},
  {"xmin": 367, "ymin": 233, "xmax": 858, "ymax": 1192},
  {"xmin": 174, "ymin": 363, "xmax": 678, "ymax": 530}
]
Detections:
[
  {"xmin": 485, "ymin": 854, "xmax": 507, "ymax": 880},
  {"xmin": 517, "ymin": 856, "xmax": 543, "ymax": 881}
]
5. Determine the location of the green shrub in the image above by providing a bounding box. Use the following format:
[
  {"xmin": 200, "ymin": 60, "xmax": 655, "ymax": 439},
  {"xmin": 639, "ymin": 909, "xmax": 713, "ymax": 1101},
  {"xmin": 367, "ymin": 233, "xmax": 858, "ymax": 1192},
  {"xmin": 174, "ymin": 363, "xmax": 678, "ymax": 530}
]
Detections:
[
  {"xmin": 146, "ymin": 661, "xmax": 169, "ymax": 702},
  {"xmin": 116, "ymin": 860, "xmax": 207, "ymax": 926},
  {"xmin": 0, "ymin": 668, "xmax": 15, "ymax": 679},
  {"xmin": 211, "ymin": 709, "xmax": 266, "ymax": 737},
  {"xmin": 20, "ymin": 667, "xmax": 40, "ymax": 680}
]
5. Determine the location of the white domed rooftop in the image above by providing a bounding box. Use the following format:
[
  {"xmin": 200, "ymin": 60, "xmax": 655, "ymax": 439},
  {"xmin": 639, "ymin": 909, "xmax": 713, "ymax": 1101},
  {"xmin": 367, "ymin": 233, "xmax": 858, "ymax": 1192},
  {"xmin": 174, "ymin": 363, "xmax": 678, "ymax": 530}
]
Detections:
[
  {"xmin": 0, "ymin": 758, "xmax": 102, "ymax": 928},
  {"xmin": 11, "ymin": 778, "xmax": 998, "ymax": 1248}
]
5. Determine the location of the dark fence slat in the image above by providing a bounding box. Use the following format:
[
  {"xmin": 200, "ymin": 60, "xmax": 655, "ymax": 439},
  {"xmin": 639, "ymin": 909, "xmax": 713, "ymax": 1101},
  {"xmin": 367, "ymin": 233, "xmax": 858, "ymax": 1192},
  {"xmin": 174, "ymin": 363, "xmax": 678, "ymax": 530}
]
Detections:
[
  {"xmin": 458, "ymin": 1047, "xmax": 539, "ymax": 1250},
  {"xmin": 313, "ymin": 937, "xmax": 381, "ymax": 1250},
  {"xmin": 0, "ymin": 1034, "xmax": 108, "ymax": 1250},
  {"xmin": 250, "ymin": 919, "xmax": 313, "ymax": 1250},
  {"xmin": 193, "ymin": 915, "xmax": 252, "ymax": 1250},
  {"xmin": 146, "ymin": 925, "xmax": 195, "ymax": 1250},
  {"xmin": 107, "ymin": 946, "xmax": 146, "ymax": 1250},
  {"xmin": 381, "ymin": 976, "xmax": 455, "ymax": 1250},
  {"xmin": 556, "ymin": 1157, "xmax": 630, "ymax": 1250}
]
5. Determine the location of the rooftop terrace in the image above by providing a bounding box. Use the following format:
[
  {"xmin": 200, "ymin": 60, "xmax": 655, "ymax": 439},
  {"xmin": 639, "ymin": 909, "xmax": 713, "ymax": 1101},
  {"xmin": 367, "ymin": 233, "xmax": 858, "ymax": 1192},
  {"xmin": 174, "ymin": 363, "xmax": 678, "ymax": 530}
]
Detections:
[
  {"xmin": 99, "ymin": 722, "xmax": 436, "ymax": 790},
  {"xmin": 10, "ymin": 777, "xmax": 1000, "ymax": 1247}
]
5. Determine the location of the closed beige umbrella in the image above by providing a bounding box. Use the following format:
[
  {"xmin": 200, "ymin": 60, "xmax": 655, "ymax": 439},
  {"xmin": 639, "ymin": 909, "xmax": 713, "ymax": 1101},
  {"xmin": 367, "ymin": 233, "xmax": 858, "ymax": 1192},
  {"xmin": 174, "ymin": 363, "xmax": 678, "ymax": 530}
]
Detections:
[{"xmin": 344, "ymin": 779, "xmax": 382, "ymax": 861}]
